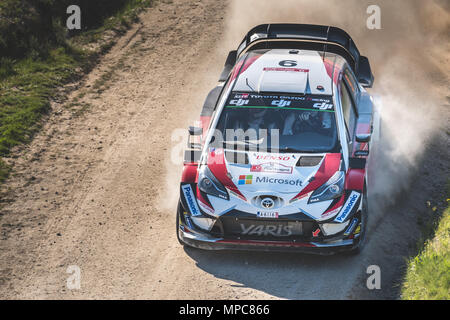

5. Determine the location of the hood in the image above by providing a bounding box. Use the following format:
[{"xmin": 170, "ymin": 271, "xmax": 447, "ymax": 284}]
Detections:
[{"xmin": 207, "ymin": 149, "xmax": 341, "ymax": 201}]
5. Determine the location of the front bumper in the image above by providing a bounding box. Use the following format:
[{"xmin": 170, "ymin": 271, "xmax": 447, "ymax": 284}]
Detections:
[
  {"xmin": 179, "ymin": 218, "xmax": 356, "ymax": 255},
  {"xmin": 178, "ymin": 184, "xmax": 362, "ymax": 255}
]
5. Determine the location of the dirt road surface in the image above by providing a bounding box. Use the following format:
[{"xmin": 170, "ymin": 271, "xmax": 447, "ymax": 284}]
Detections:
[{"xmin": 0, "ymin": 0, "xmax": 448, "ymax": 299}]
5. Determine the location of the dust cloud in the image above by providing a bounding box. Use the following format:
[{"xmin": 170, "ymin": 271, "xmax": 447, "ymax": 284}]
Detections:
[
  {"xmin": 222, "ymin": 0, "xmax": 449, "ymax": 205},
  {"xmin": 163, "ymin": 0, "xmax": 449, "ymax": 213}
]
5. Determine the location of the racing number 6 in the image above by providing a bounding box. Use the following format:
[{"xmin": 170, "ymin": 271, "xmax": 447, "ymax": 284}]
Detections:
[{"xmin": 279, "ymin": 60, "xmax": 297, "ymax": 67}]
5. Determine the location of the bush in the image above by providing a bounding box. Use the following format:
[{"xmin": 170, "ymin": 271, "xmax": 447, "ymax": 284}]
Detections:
[
  {"xmin": 0, "ymin": 0, "xmax": 133, "ymax": 60},
  {"xmin": 0, "ymin": 0, "xmax": 152, "ymax": 183},
  {"xmin": 0, "ymin": 57, "xmax": 16, "ymax": 80}
]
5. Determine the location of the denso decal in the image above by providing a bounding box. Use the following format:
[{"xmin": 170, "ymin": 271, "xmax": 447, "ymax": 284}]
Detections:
[
  {"xmin": 240, "ymin": 224, "xmax": 293, "ymax": 236},
  {"xmin": 181, "ymin": 184, "xmax": 201, "ymax": 216},
  {"xmin": 255, "ymin": 154, "xmax": 291, "ymax": 161},
  {"xmin": 334, "ymin": 191, "xmax": 360, "ymax": 222},
  {"xmin": 250, "ymin": 162, "xmax": 293, "ymax": 174}
]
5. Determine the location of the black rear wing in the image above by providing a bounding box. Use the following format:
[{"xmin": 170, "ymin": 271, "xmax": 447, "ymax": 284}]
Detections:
[{"xmin": 221, "ymin": 24, "xmax": 374, "ymax": 88}]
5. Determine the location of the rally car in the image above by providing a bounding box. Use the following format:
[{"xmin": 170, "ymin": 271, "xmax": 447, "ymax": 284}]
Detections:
[{"xmin": 177, "ymin": 24, "xmax": 378, "ymax": 255}]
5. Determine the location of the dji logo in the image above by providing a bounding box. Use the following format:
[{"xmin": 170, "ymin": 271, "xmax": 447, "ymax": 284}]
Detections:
[
  {"xmin": 229, "ymin": 99, "xmax": 249, "ymax": 106},
  {"xmin": 271, "ymin": 99, "xmax": 291, "ymax": 107},
  {"xmin": 313, "ymin": 102, "xmax": 333, "ymax": 110}
]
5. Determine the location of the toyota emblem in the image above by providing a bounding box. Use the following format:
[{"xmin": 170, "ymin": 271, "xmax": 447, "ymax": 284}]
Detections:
[{"xmin": 261, "ymin": 198, "xmax": 275, "ymax": 209}]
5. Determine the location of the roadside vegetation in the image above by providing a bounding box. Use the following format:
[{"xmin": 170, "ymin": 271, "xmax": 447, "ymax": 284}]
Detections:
[
  {"xmin": 401, "ymin": 184, "xmax": 450, "ymax": 300},
  {"xmin": 0, "ymin": 0, "xmax": 153, "ymax": 183}
]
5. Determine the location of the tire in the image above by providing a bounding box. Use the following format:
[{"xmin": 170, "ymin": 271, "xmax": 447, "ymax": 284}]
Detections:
[
  {"xmin": 345, "ymin": 186, "xmax": 368, "ymax": 255},
  {"xmin": 176, "ymin": 200, "xmax": 185, "ymax": 246}
]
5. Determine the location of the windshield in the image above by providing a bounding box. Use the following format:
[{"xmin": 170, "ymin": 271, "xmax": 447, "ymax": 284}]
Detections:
[{"xmin": 212, "ymin": 92, "xmax": 339, "ymax": 153}]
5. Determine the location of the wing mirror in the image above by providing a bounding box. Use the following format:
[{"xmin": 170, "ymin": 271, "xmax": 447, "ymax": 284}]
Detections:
[
  {"xmin": 357, "ymin": 56, "xmax": 374, "ymax": 88},
  {"xmin": 188, "ymin": 126, "xmax": 203, "ymax": 136},
  {"xmin": 354, "ymin": 133, "xmax": 371, "ymax": 157},
  {"xmin": 356, "ymin": 133, "xmax": 371, "ymax": 143},
  {"xmin": 219, "ymin": 50, "xmax": 237, "ymax": 82},
  {"xmin": 187, "ymin": 126, "xmax": 203, "ymax": 150}
]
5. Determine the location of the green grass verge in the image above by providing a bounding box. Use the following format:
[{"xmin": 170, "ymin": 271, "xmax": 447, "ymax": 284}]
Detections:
[
  {"xmin": 0, "ymin": 0, "xmax": 153, "ymax": 183},
  {"xmin": 402, "ymin": 204, "xmax": 450, "ymax": 300},
  {"xmin": 0, "ymin": 47, "xmax": 86, "ymax": 156},
  {"xmin": 74, "ymin": 0, "xmax": 151, "ymax": 45}
]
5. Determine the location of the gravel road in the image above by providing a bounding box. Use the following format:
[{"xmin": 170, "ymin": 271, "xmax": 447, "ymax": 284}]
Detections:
[{"xmin": 0, "ymin": 0, "xmax": 448, "ymax": 299}]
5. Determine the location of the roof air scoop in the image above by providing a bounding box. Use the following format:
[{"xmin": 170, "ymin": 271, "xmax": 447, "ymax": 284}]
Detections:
[{"xmin": 257, "ymin": 66, "xmax": 309, "ymax": 94}]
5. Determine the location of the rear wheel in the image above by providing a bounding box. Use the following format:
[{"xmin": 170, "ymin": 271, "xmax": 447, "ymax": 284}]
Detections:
[{"xmin": 345, "ymin": 186, "xmax": 368, "ymax": 255}]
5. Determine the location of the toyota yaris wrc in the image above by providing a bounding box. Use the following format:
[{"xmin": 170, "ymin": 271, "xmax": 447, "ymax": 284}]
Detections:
[{"xmin": 177, "ymin": 24, "xmax": 379, "ymax": 255}]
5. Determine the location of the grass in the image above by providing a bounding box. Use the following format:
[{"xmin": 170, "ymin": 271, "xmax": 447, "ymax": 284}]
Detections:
[
  {"xmin": 73, "ymin": 0, "xmax": 151, "ymax": 45},
  {"xmin": 0, "ymin": 48, "xmax": 86, "ymax": 155},
  {"xmin": 0, "ymin": 0, "xmax": 153, "ymax": 183},
  {"xmin": 401, "ymin": 187, "xmax": 450, "ymax": 300}
]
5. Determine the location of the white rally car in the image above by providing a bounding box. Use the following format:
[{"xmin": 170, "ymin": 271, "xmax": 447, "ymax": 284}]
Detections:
[{"xmin": 178, "ymin": 24, "xmax": 378, "ymax": 254}]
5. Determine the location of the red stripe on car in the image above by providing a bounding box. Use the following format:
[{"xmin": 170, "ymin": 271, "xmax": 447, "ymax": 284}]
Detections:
[
  {"xmin": 290, "ymin": 153, "xmax": 341, "ymax": 202},
  {"xmin": 322, "ymin": 194, "xmax": 345, "ymax": 217},
  {"xmin": 217, "ymin": 239, "xmax": 316, "ymax": 248},
  {"xmin": 207, "ymin": 149, "xmax": 246, "ymax": 201},
  {"xmin": 230, "ymin": 53, "xmax": 263, "ymax": 82},
  {"xmin": 196, "ymin": 186, "xmax": 214, "ymax": 212}
]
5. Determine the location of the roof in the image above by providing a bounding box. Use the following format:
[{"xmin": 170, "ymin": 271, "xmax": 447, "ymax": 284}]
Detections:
[
  {"xmin": 238, "ymin": 24, "xmax": 361, "ymax": 73},
  {"xmin": 232, "ymin": 49, "xmax": 336, "ymax": 96}
]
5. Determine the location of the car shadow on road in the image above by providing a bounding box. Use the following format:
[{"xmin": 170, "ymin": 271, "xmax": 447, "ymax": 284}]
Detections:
[{"xmin": 183, "ymin": 245, "xmax": 361, "ymax": 299}]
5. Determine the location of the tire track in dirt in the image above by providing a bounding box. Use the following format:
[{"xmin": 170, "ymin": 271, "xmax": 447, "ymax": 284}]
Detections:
[{"xmin": 0, "ymin": 0, "xmax": 227, "ymax": 299}]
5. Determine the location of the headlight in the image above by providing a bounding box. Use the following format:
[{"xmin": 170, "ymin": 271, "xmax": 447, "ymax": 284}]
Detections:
[
  {"xmin": 198, "ymin": 165, "xmax": 229, "ymax": 200},
  {"xmin": 309, "ymin": 171, "xmax": 345, "ymax": 203},
  {"xmin": 321, "ymin": 220, "xmax": 350, "ymax": 236}
]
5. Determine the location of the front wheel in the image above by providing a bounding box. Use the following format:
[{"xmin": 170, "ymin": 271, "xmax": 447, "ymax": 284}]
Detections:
[
  {"xmin": 176, "ymin": 200, "xmax": 185, "ymax": 246},
  {"xmin": 346, "ymin": 187, "xmax": 368, "ymax": 255}
]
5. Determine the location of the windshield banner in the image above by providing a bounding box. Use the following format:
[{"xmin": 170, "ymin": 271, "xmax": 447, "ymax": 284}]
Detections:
[{"xmin": 226, "ymin": 92, "xmax": 335, "ymax": 112}]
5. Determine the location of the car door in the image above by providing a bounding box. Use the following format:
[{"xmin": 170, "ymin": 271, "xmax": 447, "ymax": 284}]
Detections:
[{"xmin": 338, "ymin": 67, "xmax": 359, "ymax": 153}]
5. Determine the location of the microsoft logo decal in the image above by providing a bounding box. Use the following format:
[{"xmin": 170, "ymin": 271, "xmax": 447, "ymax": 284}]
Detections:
[{"xmin": 238, "ymin": 175, "xmax": 253, "ymax": 185}]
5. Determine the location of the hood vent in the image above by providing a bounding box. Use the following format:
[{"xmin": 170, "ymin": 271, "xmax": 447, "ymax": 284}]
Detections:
[
  {"xmin": 296, "ymin": 156, "xmax": 323, "ymax": 167},
  {"xmin": 225, "ymin": 151, "xmax": 249, "ymax": 165}
]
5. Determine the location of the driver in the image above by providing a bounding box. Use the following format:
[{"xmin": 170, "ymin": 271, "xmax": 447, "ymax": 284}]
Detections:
[
  {"xmin": 247, "ymin": 108, "xmax": 278, "ymax": 134},
  {"xmin": 282, "ymin": 111, "xmax": 332, "ymax": 135}
]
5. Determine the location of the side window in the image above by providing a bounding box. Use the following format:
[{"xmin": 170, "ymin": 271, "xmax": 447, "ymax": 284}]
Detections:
[
  {"xmin": 343, "ymin": 68, "xmax": 360, "ymax": 101},
  {"xmin": 339, "ymin": 79, "xmax": 357, "ymax": 140}
]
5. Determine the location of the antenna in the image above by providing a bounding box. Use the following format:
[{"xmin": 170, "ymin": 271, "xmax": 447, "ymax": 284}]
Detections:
[
  {"xmin": 322, "ymin": 26, "xmax": 330, "ymax": 61},
  {"xmin": 265, "ymin": 24, "xmax": 271, "ymax": 49}
]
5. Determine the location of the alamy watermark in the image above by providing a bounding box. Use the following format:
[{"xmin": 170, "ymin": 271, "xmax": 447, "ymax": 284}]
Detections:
[
  {"xmin": 66, "ymin": 265, "xmax": 81, "ymax": 290},
  {"xmin": 366, "ymin": 5, "xmax": 382, "ymax": 30},
  {"xmin": 66, "ymin": 5, "xmax": 81, "ymax": 30},
  {"xmin": 366, "ymin": 265, "xmax": 381, "ymax": 290}
]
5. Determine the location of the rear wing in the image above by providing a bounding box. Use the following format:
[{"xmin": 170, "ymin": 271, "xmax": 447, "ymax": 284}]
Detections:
[{"xmin": 221, "ymin": 24, "xmax": 374, "ymax": 88}]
